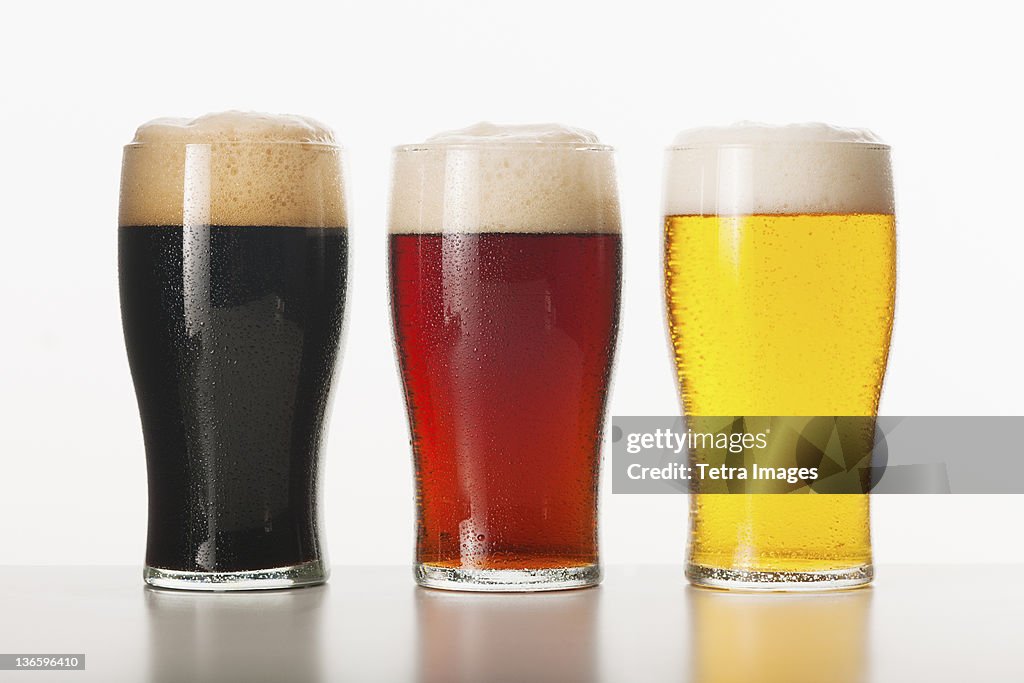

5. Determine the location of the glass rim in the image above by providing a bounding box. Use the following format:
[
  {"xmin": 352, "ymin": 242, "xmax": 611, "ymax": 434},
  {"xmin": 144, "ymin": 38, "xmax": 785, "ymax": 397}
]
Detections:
[
  {"xmin": 393, "ymin": 142, "xmax": 614, "ymax": 153},
  {"xmin": 666, "ymin": 141, "xmax": 890, "ymax": 152},
  {"xmin": 123, "ymin": 140, "xmax": 342, "ymax": 151}
]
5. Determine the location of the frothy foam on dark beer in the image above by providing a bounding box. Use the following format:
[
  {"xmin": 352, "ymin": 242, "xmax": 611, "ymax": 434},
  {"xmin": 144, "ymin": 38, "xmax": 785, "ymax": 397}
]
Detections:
[
  {"xmin": 665, "ymin": 122, "xmax": 893, "ymax": 215},
  {"xmin": 120, "ymin": 111, "xmax": 346, "ymax": 227},
  {"xmin": 389, "ymin": 123, "xmax": 620, "ymax": 234}
]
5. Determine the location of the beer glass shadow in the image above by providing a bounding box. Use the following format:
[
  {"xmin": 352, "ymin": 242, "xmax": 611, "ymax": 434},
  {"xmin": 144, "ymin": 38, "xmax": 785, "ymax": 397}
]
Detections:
[
  {"xmin": 687, "ymin": 586, "xmax": 872, "ymax": 683},
  {"xmin": 145, "ymin": 585, "xmax": 327, "ymax": 682},
  {"xmin": 415, "ymin": 587, "xmax": 600, "ymax": 683}
]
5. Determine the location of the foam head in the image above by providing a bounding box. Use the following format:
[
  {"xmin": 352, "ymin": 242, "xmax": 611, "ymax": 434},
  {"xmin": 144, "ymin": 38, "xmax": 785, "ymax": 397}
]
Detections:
[
  {"xmin": 664, "ymin": 122, "xmax": 893, "ymax": 216},
  {"xmin": 119, "ymin": 111, "xmax": 347, "ymax": 228},
  {"xmin": 389, "ymin": 122, "xmax": 620, "ymax": 234}
]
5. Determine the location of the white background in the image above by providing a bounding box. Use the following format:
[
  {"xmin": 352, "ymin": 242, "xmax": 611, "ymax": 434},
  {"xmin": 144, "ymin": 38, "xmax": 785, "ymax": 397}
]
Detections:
[{"xmin": 1, "ymin": 0, "xmax": 1021, "ymax": 567}]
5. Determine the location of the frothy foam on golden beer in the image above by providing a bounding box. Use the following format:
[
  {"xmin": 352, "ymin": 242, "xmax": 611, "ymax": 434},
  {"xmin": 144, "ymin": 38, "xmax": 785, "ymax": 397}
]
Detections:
[
  {"xmin": 119, "ymin": 111, "xmax": 347, "ymax": 227},
  {"xmin": 665, "ymin": 122, "xmax": 893, "ymax": 216},
  {"xmin": 389, "ymin": 122, "xmax": 620, "ymax": 234}
]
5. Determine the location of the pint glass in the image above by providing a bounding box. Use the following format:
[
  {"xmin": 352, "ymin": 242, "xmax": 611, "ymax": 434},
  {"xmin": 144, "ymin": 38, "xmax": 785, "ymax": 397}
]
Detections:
[
  {"xmin": 663, "ymin": 124, "xmax": 896, "ymax": 589},
  {"xmin": 389, "ymin": 124, "xmax": 622, "ymax": 591},
  {"xmin": 119, "ymin": 112, "xmax": 348, "ymax": 590}
]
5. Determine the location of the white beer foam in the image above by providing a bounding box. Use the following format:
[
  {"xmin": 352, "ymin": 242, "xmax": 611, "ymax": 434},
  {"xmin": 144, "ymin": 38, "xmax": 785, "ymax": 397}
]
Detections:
[
  {"xmin": 120, "ymin": 111, "xmax": 347, "ymax": 227},
  {"xmin": 427, "ymin": 121, "xmax": 600, "ymax": 145},
  {"xmin": 664, "ymin": 122, "xmax": 893, "ymax": 216},
  {"xmin": 389, "ymin": 123, "xmax": 620, "ymax": 234}
]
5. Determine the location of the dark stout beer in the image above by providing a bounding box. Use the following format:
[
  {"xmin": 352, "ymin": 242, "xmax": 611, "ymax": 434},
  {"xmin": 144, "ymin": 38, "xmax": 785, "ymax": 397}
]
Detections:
[
  {"xmin": 119, "ymin": 112, "xmax": 348, "ymax": 590},
  {"xmin": 120, "ymin": 225, "xmax": 347, "ymax": 572}
]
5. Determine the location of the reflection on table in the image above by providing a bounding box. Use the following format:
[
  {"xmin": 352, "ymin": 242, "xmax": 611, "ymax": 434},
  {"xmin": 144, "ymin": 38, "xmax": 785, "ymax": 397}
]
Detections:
[
  {"xmin": 146, "ymin": 585, "xmax": 328, "ymax": 683},
  {"xmin": 688, "ymin": 586, "xmax": 871, "ymax": 683},
  {"xmin": 416, "ymin": 586, "xmax": 600, "ymax": 683},
  {"xmin": 2, "ymin": 565, "xmax": 1003, "ymax": 681}
]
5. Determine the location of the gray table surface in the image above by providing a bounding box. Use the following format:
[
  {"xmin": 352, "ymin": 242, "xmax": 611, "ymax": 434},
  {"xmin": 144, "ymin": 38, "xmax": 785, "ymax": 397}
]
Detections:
[{"xmin": 0, "ymin": 565, "xmax": 1021, "ymax": 682}]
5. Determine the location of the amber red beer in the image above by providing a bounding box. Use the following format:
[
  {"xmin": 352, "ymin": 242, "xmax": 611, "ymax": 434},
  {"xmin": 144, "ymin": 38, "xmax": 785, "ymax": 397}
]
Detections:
[{"xmin": 389, "ymin": 124, "xmax": 621, "ymax": 591}]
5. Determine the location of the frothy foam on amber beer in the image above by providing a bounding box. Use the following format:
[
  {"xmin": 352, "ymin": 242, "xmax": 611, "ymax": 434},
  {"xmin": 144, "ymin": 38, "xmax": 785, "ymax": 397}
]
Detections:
[
  {"xmin": 665, "ymin": 122, "xmax": 894, "ymax": 216},
  {"xmin": 389, "ymin": 122, "xmax": 620, "ymax": 234},
  {"xmin": 119, "ymin": 111, "xmax": 347, "ymax": 227}
]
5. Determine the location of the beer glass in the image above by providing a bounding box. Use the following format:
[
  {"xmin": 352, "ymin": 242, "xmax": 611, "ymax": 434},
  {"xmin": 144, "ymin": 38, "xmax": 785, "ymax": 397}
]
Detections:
[
  {"xmin": 119, "ymin": 112, "xmax": 349, "ymax": 590},
  {"xmin": 389, "ymin": 124, "xmax": 622, "ymax": 591},
  {"xmin": 663, "ymin": 124, "xmax": 896, "ymax": 590}
]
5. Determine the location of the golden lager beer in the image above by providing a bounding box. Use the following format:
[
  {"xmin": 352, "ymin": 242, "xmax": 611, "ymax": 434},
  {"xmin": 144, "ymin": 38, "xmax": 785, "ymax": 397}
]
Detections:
[{"xmin": 663, "ymin": 124, "xmax": 896, "ymax": 589}]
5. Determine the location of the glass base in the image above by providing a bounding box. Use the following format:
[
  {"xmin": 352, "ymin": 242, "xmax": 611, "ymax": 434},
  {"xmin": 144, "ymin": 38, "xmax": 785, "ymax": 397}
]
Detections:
[
  {"xmin": 686, "ymin": 563, "xmax": 873, "ymax": 592},
  {"xmin": 144, "ymin": 560, "xmax": 328, "ymax": 591},
  {"xmin": 416, "ymin": 563, "xmax": 601, "ymax": 592}
]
